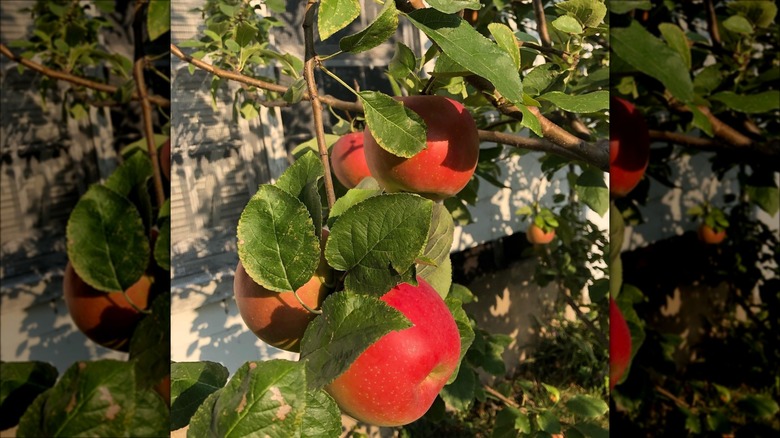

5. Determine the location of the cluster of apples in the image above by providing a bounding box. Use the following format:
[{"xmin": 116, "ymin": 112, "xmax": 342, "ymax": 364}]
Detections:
[{"xmin": 234, "ymin": 95, "xmax": 478, "ymax": 426}]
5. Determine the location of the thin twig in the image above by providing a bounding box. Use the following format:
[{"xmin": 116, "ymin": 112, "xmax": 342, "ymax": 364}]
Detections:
[
  {"xmin": 559, "ymin": 287, "xmax": 608, "ymax": 349},
  {"xmin": 172, "ymin": 43, "xmax": 612, "ymax": 169},
  {"xmin": 483, "ymin": 384, "xmax": 522, "ymax": 410},
  {"xmin": 134, "ymin": 58, "xmax": 166, "ymax": 209},
  {"xmin": 705, "ymin": 0, "xmax": 722, "ymax": 48},
  {"xmin": 0, "ymin": 43, "xmax": 170, "ymax": 108},
  {"xmin": 303, "ymin": 0, "xmax": 337, "ymax": 210},
  {"xmin": 655, "ymin": 386, "xmax": 690, "ymax": 409},
  {"xmin": 171, "ymin": 44, "xmax": 362, "ymax": 113},
  {"xmin": 532, "ymin": 0, "xmax": 552, "ymax": 47}
]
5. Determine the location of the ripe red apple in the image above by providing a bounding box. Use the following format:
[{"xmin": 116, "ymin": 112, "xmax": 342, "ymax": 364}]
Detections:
[
  {"xmin": 610, "ymin": 298, "xmax": 632, "ymax": 389},
  {"xmin": 159, "ymin": 139, "xmax": 171, "ymax": 181},
  {"xmin": 326, "ymin": 277, "xmax": 461, "ymax": 427},
  {"xmin": 698, "ymin": 224, "xmax": 726, "ymax": 244},
  {"xmin": 363, "ymin": 95, "xmax": 479, "ymax": 201},
  {"xmin": 233, "ymin": 231, "xmax": 331, "ymax": 352},
  {"xmin": 610, "ymin": 97, "xmax": 650, "ymax": 198},
  {"xmin": 526, "ymin": 224, "xmax": 555, "ymax": 244},
  {"xmin": 331, "ymin": 132, "xmax": 372, "ymax": 189},
  {"xmin": 63, "ymin": 262, "xmax": 151, "ymax": 352}
]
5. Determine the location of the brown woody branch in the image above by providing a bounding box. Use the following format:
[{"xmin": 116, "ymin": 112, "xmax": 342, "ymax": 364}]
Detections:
[
  {"xmin": 532, "ymin": 0, "xmax": 552, "ymax": 48},
  {"xmin": 0, "ymin": 43, "xmax": 170, "ymax": 108},
  {"xmin": 303, "ymin": 0, "xmax": 337, "ymax": 210},
  {"xmin": 649, "ymin": 130, "xmax": 779, "ymax": 158},
  {"xmin": 134, "ymin": 58, "xmax": 165, "ymax": 209},
  {"xmin": 705, "ymin": 0, "xmax": 722, "ymax": 48},
  {"xmin": 171, "ymin": 44, "xmax": 610, "ymax": 169}
]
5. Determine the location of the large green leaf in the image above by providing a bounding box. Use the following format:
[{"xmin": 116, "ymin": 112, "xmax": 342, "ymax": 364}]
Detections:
[
  {"xmin": 147, "ymin": 0, "xmax": 170, "ymax": 41},
  {"xmin": 359, "ymin": 91, "xmax": 427, "ymax": 158},
  {"xmin": 556, "ymin": 0, "xmax": 607, "ymax": 28},
  {"xmin": 67, "ymin": 185, "xmax": 149, "ymax": 292},
  {"xmin": 612, "ymin": 21, "xmax": 694, "ymax": 102},
  {"xmin": 300, "ymin": 292, "xmax": 412, "ymax": 389},
  {"xmin": 318, "ymin": 0, "xmax": 360, "ymax": 41},
  {"xmin": 0, "ymin": 362, "xmax": 58, "ymax": 430},
  {"xmin": 710, "ymin": 91, "xmax": 780, "ymax": 114},
  {"xmin": 340, "ymin": 0, "xmax": 398, "ymax": 53},
  {"xmin": 538, "ymin": 90, "xmax": 609, "ymax": 113},
  {"xmin": 407, "ymin": 9, "xmax": 523, "ymax": 105},
  {"xmin": 236, "ymin": 185, "xmax": 320, "ymax": 292},
  {"xmin": 658, "ymin": 23, "xmax": 691, "ymax": 70},
  {"xmin": 576, "ymin": 169, "xmax": 609, "ymax": 216},
  {"xmin": 170, "ymin": 361, "xmax": 229, "ymax": 431},
  {"xmin": 186, "ymin": 360, "xmax": 308, "ymax": 437},
  {"xmin": 417, "ymin": 203, "xmax": 455, "ymax": 296},
  {"xmin": 427, "ymin": 0, "xmax": 481, "ymax": 14},
  {"xmin": 325, "ymin": 194, "xmax": 432, "ymax": 295}
]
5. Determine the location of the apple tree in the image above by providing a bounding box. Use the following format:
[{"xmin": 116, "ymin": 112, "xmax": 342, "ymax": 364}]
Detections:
[
  {"xmin": 609, "ymin": 1, "xmax": 779, "ymax": 435},
  {"xmin": 0, "ymin": 1, "xmax": 171, "ymax": 435},
  {"xmin": 171, "ymin": 0, "xmax": 610, "ymax": 436}
]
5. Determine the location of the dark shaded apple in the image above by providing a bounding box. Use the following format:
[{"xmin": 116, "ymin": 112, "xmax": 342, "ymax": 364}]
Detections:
[
  {"xmin": 610, "ymin": 298, "xmax": 632, "ymax": 389},
  {"xmin": 698, "ymin": 224, "xmax": 726, "ymax": 244},
  {"xmin": 610, "ymin": 97, "xmax": 650, "ymax": 198}
]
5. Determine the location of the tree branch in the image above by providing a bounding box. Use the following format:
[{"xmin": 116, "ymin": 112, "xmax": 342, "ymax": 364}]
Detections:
[
  {"xmin": 303, "ymin": 0, "xmax": 337, "ymax": 210},
  {"xmin": 0, "ymin": 43, "xmax": 170, "ymax": 108},
  {"xmin": 171, "ymin": 44, "xmax": 609, "ymax": 169},
  {"xmin": 532, "ymin": 0, "xmax": 552, "ymax": 48},
  {"xmin": 705, "ymin": 0, "xmax": 722, "ymax": 48},
  {"xmin": 134, "ymin": 58, "xmax": 166, "ymax": 209}
]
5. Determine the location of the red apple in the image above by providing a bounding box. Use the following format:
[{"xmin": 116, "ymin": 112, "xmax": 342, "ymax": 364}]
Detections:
[
  {"xmin": 233, "ymin": 231, "xmax": 331, "ymax": 352},
  {"xmin": 331, "ymin": 132, "xmax": 372, "ymax": 189},
  {"xmin": 526, "ymin": 224, "xmax": 556, "ymax": 244},
  {"xmin": 363, "ymin": 95, "xmax": 479, "ymax": 201},
  {"xmin": 160, "ymin": 139, "xmax": 171, "ymax": 181},
  {"xmin": 63, "ymin": 262, "xmax": 151, "ymax": 352},
  {"xmin": 698, "ymin": 224, "xmax": 726, "ymax": 244},
  {"xmin": 326, "ymin": 277, "xmax": 461, "ymax": 427},
  {"xmin": 610, "ymin": 97, "xmax": 650, "ymax": 198},
  {"xmin": 610, "ymin": 298, "xmax": 632, "ymax": 389},
  {"xmin": 154, "ymin": 374, "xmax": 171, "ymax": 406}
]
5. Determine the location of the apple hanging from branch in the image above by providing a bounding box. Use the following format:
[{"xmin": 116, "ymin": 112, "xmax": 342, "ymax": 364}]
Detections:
[
  {"xmin": 325, "ymin": 277, "xmax": 461, "ymax": 427},
  {"xmin": 610, "ymin": 298, "xmax": 632, "ymax": 389},
  {"xmin": 330, "ymin": 131, "xmax": 372, "ymax": 189},
  {"xmin": 363, "ymin": 95, "xmax": 480, "ymax": 201},
  {"xmin": 610, "ymin": 97, "xmax": 650, "ymax": 198}
]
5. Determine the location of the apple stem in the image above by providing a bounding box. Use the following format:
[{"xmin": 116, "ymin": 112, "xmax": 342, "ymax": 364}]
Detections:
[
  {"xmin": 122, "ymin": 290, "xmax": 152, "ymax": 315},
  {"xmin": 293, "ymin": 290, "xmax": 322, "ymax": 315},
  {"xmin": 303, "ymin": 0, "xmax": 337, "ymax": 210},
  {"xmin": 318, "ymin": 64, "xmax": 359, "ymax": 98}
]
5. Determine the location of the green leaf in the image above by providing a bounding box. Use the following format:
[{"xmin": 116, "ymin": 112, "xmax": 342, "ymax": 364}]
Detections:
[
  {"xmin": 723, "ymin": 15, "xmax": 753, "ymax": 34},
  {"xmin": 237, "ymin": 185, "xmax": 320, "ymax": 292},
  {"xmin": 427, "ymin": 0, "xmax": 481, "ymax": 14},
  {"xmin": 407, "ymin": 9, "xmax": 523, "ymax": 105},
  {"xmin": 235, "ymin": 22, "xmax": 257, "ymax": 47},
  {"xmin": 301, "ymin": 390, "xmax": 342, "ymax": 438},
  {"xmin": 745, "ymin": 184, "xmax": 779, "ymax": 216},
  {"xmin": 318, "ymin": 0, "xmax": 360, "ymax": 41},
  {"xmin": 327, "ymin": 186, "xmax": 383, "ymax": 228},
  {"xmin": 445, "ymin": 296, "xmax": 475, "ymax": 381},
  {"xmin": 147, "ymin": 0, "xmax": 170, "ymax": 41},
  {"xmin": 104, "ymin": 151, "xmax": 153, "ymax": 198},
  {"xmin": 325, "ymin": 194, "xmax": 432, "ymax": 295},
  {"xmin": 552, "ymin": 15, "xmax": 584, "ymax": 34},
  {"xmin": 292, "ymin": 134, "xmax": 341, "ymax": 159},
  {"xmin": 359, "ymin": 91, "xmax": 427, "ymax": 158},
  {"xmin": 518, "ymin": 105, "xmax": 542, "ymax": 137},
  {"xmin": 440, "ymin": 366, "xmax": 476, "ymax": 411},
  {"xmin": 276, "ymin": 150, "xmax": 325, "ymax": 236},
  {"xmin": 556, "ymin": 0, "xmax": 607, "ymax": 28},
  {"xmin": 728, "ymin": 1, "xmax": 777, "ymax": 28},
  {"xmin": 340, "ymin": 0, "xmax": 398, "ymax": 53},
  {"xmin": 187, "ymin": 360, "xmax": 307, "ymax": 437},
  {"xmin": 67, "ymin": 185, "xmax": 148, "ymax": 292},
  {"xmin": 492, "ymin": 406, "xmax": 530, "ymax": 437},
  {"xmin": 417, "ymin": 203, "xmax": 455, "ymax": 296},
  {"xmin": 388, "ymin": 42, "xmax": 417, "ymax": 80},
  {"xmin": 610, "ymin": 0, "xmax": 652, "ymax": 14},
  {"xmin": 488, "ymin": 23, "xmax": 521, "ymax": 71},
  {"xmin": 154, "ymin": 219, "xmax": 170, "ymax": 271},
  {"xmin": 538, "ymin": 90, "xmax": 609, "ymax": 113},
  {"xmin": 17, "ymin": 361, "xmax": 138, "ymax": 437},
  {"xmin": 128, "ymin": 295, "xmax": 170, "ymax": 394},
  {"xmin": 736, "ymin": 394, "xmax": 780, "ymax": 418},
  {"xmin": 658, "ymin": 23, "xmax": 691, "ymax": 70},
  {"xmin": 300, "ymin": 292, "xmax": 412, "ymax": 389},
  {"xmin": 575, "ymin": 168, "xmax": 608, "ymax": 216},
  {"xmin": 710, "ymin": 91, "xmax": 780, "ymax": 114},
  {"xmin": 693, "ymin": 64, "xmax": 723, "ymax": 95},
  {"xmin": 536, "ymin": 410, "xmax": 561, "ymax": 433},
  {"xmin": 130, "ymin": 387, "xmax": 168, "ymax": 437},
  {"xmin": 566, "ymin": 395, "xmax": 609, "ymax": 418},
  {"xmin": 612, "ymin": 21, "xmax": 694, "ymax": 103},
  {"xmin": 170, "ymin": 361, "xmax": 229, "ymax": 430},
  {"xmin": 0, "ymin": 362, "xmax": 58, "ymax": 430},
  {"xmin": 283, "ymin": 77, "xmax": 307, "ymax": 104}
]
